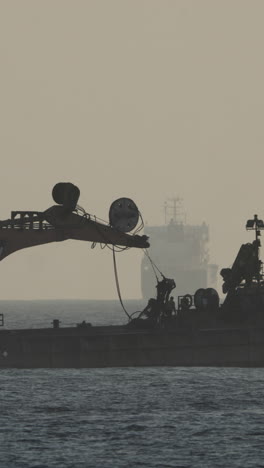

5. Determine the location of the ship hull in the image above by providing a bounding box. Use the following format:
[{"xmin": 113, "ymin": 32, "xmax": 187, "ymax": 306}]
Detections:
[{"xmin": 1, "ymin": 325, "xmax": 264, "ymax": 368}]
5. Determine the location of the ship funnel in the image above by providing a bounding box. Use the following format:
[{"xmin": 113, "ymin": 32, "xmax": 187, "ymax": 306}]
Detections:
[{"xmin": 109, "ymin": 198, "xmax": 139, "ymax": 232}]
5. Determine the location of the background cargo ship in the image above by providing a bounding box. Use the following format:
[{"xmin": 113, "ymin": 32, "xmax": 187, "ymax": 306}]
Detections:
[{"xmin": 141, "ymin": 198, "xmax": 218, "ymax": 300}]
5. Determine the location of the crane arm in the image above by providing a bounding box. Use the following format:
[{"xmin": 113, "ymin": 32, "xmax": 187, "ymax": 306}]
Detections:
[{"xmin": 0, "ymin": 205, "xmax": 149, "ymax": 261}]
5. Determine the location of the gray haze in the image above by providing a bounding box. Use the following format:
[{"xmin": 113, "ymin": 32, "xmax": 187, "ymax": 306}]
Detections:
[{"xmin": 0, "ymin": 1, "xmax": 263, "ymax": 299}]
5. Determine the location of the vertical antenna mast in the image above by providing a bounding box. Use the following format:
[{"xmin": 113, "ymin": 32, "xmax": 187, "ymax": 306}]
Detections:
[
  {"xmin": 164, "ymin": 201, "xmax": 168, "ymax": 225},
  {"xmin": 165, "ymin": 197, "xmax": 185, "ymax": 224},
  {"xmin": 246, "ymin": 214, "xmax": 264, "ymax": 284}
]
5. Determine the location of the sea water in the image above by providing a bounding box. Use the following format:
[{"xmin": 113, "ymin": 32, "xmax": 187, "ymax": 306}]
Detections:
[{"xmin": 1, "ymin": 300, "xmax": 264, "ymax": 468}]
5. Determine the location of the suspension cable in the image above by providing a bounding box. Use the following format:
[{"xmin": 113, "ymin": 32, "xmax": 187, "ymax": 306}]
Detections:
[
  {"xmin": 143, "ymin": 248, "xmax": 165, "ymax": 279},
  {"xmin": 78, "ymin": 204, "xmax": 146, "ymax": 321},
  {"xmin": 144, "ymin": 250, "xmax": 159, "ymax": 282},
  {"xmin": 112, "ymin": 249, "xmax": 131, "ymax": 320}
]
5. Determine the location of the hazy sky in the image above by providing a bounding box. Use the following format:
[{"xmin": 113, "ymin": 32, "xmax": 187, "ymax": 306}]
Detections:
[{"xmin": 0, "ymin": 1, "xmax": 264, "ymax": 299}]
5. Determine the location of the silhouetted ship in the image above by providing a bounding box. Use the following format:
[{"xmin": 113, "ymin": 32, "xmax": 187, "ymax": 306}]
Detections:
[
  {"xmin": 1, "ymin": 184, "xmax": 264, "ymax": 368},
  {"xmin": 141, "ymin": 198, "xmax": 218, "ymax": 300}
]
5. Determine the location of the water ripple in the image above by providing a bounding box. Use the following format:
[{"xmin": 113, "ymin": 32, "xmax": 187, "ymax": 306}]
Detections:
[{"xmin": 1, "ymin": 301, "xmax": 264, "ymax": 467}]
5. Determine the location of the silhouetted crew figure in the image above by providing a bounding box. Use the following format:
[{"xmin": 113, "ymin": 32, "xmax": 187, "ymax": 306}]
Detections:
[{"xmin": 164, "ymin": 296, "xmax": 176, "ymax": 317}]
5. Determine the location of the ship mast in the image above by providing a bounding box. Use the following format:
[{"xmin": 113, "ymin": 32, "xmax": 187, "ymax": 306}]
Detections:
[{"xmin": 163, "ymin": 197, "xmax": 186, "ymax": 225}]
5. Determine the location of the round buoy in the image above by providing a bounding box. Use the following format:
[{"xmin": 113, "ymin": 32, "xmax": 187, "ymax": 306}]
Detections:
[
  {"xmin": 109, "ymin": 198, "xmax": 139, "ymax": 232},
  {"xmin": 52, "ymin": 183, "xmax": 80, "ymax": 211},
  {"xmin": 194, "ymin": 287, "xmax": 219, "ymax": 310}
]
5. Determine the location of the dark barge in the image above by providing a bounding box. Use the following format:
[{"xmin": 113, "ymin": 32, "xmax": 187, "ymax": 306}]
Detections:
[
  {"xmin": 1, "ymin": 183, "xmax": 264, "ymax": 368},
  {"xmin": 1, "ymin": 323, "xmax": 264, "ymax": 368}
]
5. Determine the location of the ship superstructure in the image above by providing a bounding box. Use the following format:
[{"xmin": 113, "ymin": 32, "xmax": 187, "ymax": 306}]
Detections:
[{"xmin": 141, "ymin": 198, "xmax": 218, "ymax": 299}]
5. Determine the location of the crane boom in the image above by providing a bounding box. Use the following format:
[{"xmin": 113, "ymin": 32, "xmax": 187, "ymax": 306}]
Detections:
[{"xmin": 0, "ymin": 184, "xmax": 149, "ymax": 261}]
